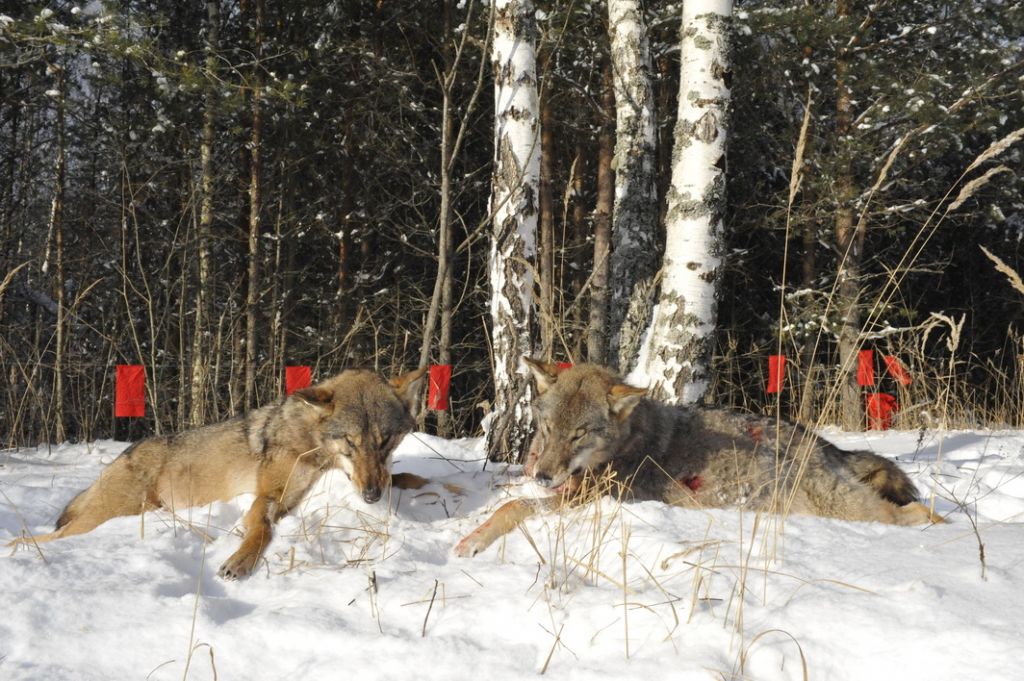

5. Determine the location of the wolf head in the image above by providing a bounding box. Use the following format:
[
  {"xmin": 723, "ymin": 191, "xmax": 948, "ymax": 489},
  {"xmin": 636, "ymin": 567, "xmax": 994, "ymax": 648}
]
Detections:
[
  {"xmin": 291, "ymin": 368, "xmax": 426, "ymax": 503},
  {"xmin": 523, "ymin": 358, "xmax": 646, "ymax": 490}
]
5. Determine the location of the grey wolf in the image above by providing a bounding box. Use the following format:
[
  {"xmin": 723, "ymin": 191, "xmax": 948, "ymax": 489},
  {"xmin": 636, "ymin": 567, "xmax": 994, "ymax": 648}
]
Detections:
[
  {"xmin": 455, "ymin": 359, "xmax": 941, "ymax": 557},
  {"xmin": 10, "ymin": 368, "xmax": 429, "ymax": 579}
]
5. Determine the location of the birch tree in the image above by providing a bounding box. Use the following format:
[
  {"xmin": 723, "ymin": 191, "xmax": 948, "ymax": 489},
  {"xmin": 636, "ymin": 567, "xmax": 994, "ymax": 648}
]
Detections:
[
  {"xmin": 244, "ymin": 0, "xmax": 264, "ymax": 411},
  {"xmin": 487, "ymin": 0, "xmax": 539, "ymax": 462},
  {"xmin": 607, "ymin": 0, "xmax": 659, "ymax": 372},
  {"xmin": 190, "ymin": 0, "xmax": 219, "ymax": 425},
  {"xmin": 641, "ymin": 0, "xmax": 732, "ymax": 404}
]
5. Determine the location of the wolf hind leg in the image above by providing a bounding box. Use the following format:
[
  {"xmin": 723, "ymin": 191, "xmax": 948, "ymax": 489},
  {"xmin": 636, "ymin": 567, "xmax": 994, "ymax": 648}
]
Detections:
[{"xmin": 9, "ymin": 459, "xmax": 157, "ymax": 548}]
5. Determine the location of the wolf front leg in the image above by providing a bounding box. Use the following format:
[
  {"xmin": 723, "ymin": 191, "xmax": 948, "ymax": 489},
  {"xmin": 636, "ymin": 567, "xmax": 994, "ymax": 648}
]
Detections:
[
  {"xmin": 218, "ymin": 456, "xmax": 321, "ymax": 580},
  {"xmin": 454, "ymin": 497, "xmax": 559, "ymax": 558}
]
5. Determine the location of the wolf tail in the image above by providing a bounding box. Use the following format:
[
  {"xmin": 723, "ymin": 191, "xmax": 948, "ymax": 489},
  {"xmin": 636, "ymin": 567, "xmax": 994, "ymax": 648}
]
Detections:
[{"xmin": 844, "ymin": 451, "xmax": 919, "ymax": 506}]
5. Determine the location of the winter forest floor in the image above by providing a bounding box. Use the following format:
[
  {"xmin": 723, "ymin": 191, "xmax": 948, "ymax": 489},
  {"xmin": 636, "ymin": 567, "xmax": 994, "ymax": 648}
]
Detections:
[{"xmin": 2, "ymin": 429, "xmax": 1024, "ymax": 680}]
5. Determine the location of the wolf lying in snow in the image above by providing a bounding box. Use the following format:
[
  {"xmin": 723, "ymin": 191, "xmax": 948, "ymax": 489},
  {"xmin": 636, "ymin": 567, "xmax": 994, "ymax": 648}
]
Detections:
[
  {"xmin": 456, "ymin": 359, "xmax": 941, "ymax": 557},
  {"xmin": 9, "ymin": 368, "xmax": 439, "ymax": 579}
]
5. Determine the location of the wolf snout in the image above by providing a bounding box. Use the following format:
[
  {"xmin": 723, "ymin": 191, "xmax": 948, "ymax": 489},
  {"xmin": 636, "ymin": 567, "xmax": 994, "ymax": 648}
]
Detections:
[
  {"xmin": 362, "ymin": 486, "xmax": 382, "ymax": 503},
  {"xmin": 533, "ymin": 470, "xmax": 555, "ymax": 488}
]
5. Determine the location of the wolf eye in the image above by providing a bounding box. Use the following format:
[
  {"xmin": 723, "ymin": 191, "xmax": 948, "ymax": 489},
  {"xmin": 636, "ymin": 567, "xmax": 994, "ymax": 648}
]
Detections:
[{"xmin": 572, "ymin": 428, "xmax": 586, "ymax": 442}]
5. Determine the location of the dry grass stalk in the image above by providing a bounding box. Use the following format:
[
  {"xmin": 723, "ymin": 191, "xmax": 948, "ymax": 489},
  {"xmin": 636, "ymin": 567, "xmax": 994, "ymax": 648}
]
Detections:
[
  {"xmin": 946, "ymin": 165, "xmax": 1011, "ymax": 213},
  {"xmin": 964, "ymin": 126, "xmax": 1024, "ymax": 174},
  {"xmin": 736, "ymin": 628, "xmax": 809, "ymax": 681},
  {"xmin": 979, "ymin": 245, "xmax": 1024, "ymax": 297}
]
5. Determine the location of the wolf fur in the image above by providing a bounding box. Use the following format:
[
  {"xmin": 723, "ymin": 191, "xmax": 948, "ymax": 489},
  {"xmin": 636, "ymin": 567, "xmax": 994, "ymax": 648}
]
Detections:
[
  {"xmin": 455, "ymin": 359, "xmax": 941, "ymax": 557},
  {"xmin": 10, "ymin": 368, "xmax": 427, "ymax": 579}
]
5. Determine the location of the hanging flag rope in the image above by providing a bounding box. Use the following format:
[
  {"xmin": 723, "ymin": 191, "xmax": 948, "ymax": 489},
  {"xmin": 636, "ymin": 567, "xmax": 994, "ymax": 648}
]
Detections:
[
  {"xmin": 865, "ymin": 392, "xmax": 898, "ymax": 430},
  {"xmin": 115, "ymin": 364, "xmax": 146, "ymax": 418},
  {"xmin": 285, "ymin": 366, "xmax": 312, "ymax": 395},
  {"xmin": 883, "ymin": 355, "xmax": 912, "ymax": 386},
  {"xmin": 856, "ymin": 350, "xmax": 875, "ymax": 387},
  {"xmin": 428, "ymin": 364, "xmax": 452, "ymax": 410},
  {"xmin": 767, "ymin": 354, "xmax": 786, "ymax": 394}
]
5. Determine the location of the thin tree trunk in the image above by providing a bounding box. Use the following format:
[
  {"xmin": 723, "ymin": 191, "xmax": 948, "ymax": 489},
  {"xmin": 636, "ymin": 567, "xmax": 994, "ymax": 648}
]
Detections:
[
  {"xmin": 487, "ymin": 0, "xmax": 539, "ymax": 462},
  {"xmin": 436, "ymin": 0, "xmax": 456, "ymax": 436},
  {"xmin": 538, "ymin": 75, "xmax": 556, "ymax": 360},
  {"xmin": 834, "ymin": 0, "xmax": 864, "ymax": 430},
  {"xmin": 587, "ymin": 60, "xmax": 614, "ymax": 364},
  {"xmin": 798, "ymin": 203, "xmax": 820, "ymax": 423},
  {"xmin": 191, "ymin": 0, "xmax": 219, "ymax": 426},
  {"xmin": 244, "ymin": 0, "xmax": 264, "ymax": 411},
  {"xmin": 607, "ymin": 0, "xmax": 659, "ymax": 372},
  {"xmin": 641, "ymin": 0, "xmax": 732, "ymax": 404},
  {"xmin": 47, "ymin": 61, "xmax": 67, "ymax": 442},
  {"xmin": 566, "ymin": 143, "xmax": 587, "ymax": 357},
  {"xmin": 417, "ymin": 0, "xmax": 490, "ymax": 434}
]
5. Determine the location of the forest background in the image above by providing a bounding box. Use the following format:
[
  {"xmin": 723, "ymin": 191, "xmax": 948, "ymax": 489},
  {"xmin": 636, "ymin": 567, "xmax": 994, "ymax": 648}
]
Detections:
[{"xmin": 1, "ymin": 0, "xmax": 1022, "ymax": 452}]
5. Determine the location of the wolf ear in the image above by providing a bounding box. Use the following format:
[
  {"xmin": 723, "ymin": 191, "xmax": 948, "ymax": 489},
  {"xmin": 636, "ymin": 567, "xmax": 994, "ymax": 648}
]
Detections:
[
  {"xmin": 523, "ymin": 356, "xmax": 564, "ymax": 395},
  {"xmin": 390, "ymin": 367, "xmax": 428, "ymax": 412},
  {"xmin": 608, "ymin": 384, "xmax": 646, "ymax": 421},
  {"xmin": 292, "ymin": 386, "xmax": 335, "ymax": 412}
]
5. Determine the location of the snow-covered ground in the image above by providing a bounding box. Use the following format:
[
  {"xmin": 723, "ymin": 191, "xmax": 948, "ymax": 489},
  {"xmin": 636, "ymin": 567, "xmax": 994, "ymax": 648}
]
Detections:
[{"xmin": 2, "ymin": 428, "xmax": 1023, "ymax": 680}]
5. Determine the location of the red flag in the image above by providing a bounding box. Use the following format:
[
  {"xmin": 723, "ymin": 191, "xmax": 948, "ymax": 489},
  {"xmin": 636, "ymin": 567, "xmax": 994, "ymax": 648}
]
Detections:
[
  {"xmin": 285, "ymin": 366, "xmax": 311, "ymax": 395},
  {"xmin": 857, "ymin": 350, "xmax": 875, "ymax": 387},
  {"xmin": 557, "ymin": 362, "xmax": 573, "ymax": 370},
  {"xmin": 767, "ymin": 355, "xmax": 786, "ymax": 394},
  {"xmin": 115, "ymin": 364, "xmax": 146, "ymax": 418},
  {"xmin": 428, "ymin": 364, "xmax": 452, "ymax": 410},
  {"xmin": 865, "ymin": 392, "xmax": 898, "ymax": 430},
  {"xmin": 883, "ymin": 355, "xmax": 912, "ymax": 386}
]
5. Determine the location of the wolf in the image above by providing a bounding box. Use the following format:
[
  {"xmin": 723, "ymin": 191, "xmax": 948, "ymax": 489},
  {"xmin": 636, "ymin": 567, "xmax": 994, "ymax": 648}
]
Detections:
[
  {"xmin": 9, "ymin": 368, "xmax": 433, "ymax": 579},
  {"xmin": 455, "ymin": 359, "xmax": 941, "ymax": 557}
]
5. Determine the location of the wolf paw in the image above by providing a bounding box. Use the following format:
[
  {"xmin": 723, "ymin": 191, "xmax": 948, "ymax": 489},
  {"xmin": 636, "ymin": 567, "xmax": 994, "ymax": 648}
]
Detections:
[
  {"xmin": 218, "ymin": 551, "xmax": 259, "ymax": 580},
  {"xmin": 453, "ymin": 527, "xmax": 493, "ymax": 558}
]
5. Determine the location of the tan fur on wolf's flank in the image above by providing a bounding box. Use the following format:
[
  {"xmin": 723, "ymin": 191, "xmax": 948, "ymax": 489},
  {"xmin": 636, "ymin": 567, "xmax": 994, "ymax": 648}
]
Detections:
[
  {"xmin": 455, "ymin": 359, "xmax": 941, "ymax": 558},
  {"xmin": 9, "ymin": 368, "xmax": 428, "ymax": 580}
]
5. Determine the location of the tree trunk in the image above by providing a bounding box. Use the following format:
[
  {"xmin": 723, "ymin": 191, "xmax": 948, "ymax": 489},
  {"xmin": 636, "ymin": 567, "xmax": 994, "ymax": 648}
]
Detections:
[
  {"xmin": 607, "ymin": 0, "xmax": 659, "ymax": 372},
  {"xmin": 436, "ymin": 0, "xmax": 456, "ymax": 436},
  {"xmin": 834, "ymin": 0, "xmax": 864, "ymax": 430},
  {"xmin": 48, "ymin": 62, "xmax": 67, "ymax": 442},
  {"xmin": 538, "ymin": 74, "xmax": 556, "ymax": 360},
  {"xmin": 190, "ymin": 0, "xmax": 219, "ymax": 426},
  {"xmin": 487, "ymin": 0, "xmax": 539, "ymax": 462},
  {"xmin": 641, "ymin": 0, "xmax": 732, "ymax": 404},
  {"xmin": 244, "ymin": 0, "xmax": 264, "ymax": 411},
  {"xmin": 587, "ymin": 60, "xmax": 614, "ymax": 364}
]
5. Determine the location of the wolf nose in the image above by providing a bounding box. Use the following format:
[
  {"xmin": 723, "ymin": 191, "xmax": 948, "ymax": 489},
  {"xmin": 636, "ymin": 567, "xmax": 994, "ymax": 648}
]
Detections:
[
  {"xmin": 534, "ymin": 471, "xmax": 553, "ymax": 487},
  {"xmin": 362, "ymin": 487, "xmax": 382, "ymax": 503}
]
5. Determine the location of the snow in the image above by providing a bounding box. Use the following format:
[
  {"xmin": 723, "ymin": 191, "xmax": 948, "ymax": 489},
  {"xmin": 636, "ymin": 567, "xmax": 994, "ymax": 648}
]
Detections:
[{"xmin": 3, "ymin": 429, "xmax": 1024, "ymax": 680}]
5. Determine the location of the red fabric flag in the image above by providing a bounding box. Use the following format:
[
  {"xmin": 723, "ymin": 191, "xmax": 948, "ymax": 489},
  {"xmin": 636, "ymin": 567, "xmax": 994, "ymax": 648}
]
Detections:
[
  {"xmin": 115, "ymin": 364, "xmax": 146, "ymax": 418},
  {"xmin": 428, "ymin": 364, "xmax": 452, "ymax": 410},
  {"xmin": 285, "ymin": 365, "xmax": 312, "ymax": 395},
  {"xmin": 865, "ymin": 392, "xmax": 898, "ymax": 430},
  {"xmin": 767, "ymin": 354, "xmax": 786, "ymax": 394},
  {"xmin": 883, "ymin": 355, "xmax": 912, "ymax": 386},
  {"xmin": 557, "ymin": 362, "xmax": 573, "ymax": 370},
  {"xmin": 857, "ymin": 350, "xmax": 875, "ymax": 387}
]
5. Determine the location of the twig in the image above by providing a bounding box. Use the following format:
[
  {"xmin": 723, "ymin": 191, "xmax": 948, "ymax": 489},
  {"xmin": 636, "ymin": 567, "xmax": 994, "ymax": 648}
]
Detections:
[{"xmin": 421, "ymin": 579, "xmax": 440, "ymax": 637}]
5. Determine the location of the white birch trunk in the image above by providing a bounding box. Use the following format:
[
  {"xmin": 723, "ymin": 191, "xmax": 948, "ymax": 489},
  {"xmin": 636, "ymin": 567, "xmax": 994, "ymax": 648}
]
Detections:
[
  {"xmin": 487, "ymin": 0, "xmax": 539, "ymax": 461},
  {"xmin": 190, "ymin": 0, "xmax": 219, "ymax": 425},
  {"xmin": 640, "ymin": 0, "xmax": 732, "ymax": 404},
  {"xmin": 607, "ymin": 0, "xmax": 659, "ymax": 372}
]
